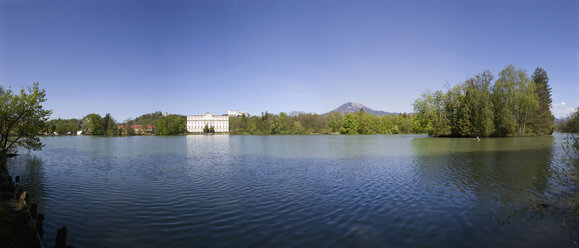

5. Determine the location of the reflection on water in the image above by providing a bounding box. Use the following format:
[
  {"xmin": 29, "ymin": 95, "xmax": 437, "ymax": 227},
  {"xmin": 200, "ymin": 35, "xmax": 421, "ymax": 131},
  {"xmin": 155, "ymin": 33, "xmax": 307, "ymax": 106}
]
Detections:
[
  {"xmin": 4, "ymin": 134, "xmax": 574, "ymax": 247},
  {"xmin": 410, "ymin": 136, "xmax": 565, "ymax": 246},
  {"xmin": 411, "ymin": 136, "xmax": 554, "ymax": 203},
  {"xmin": 5, "ymin": 154, "xmax": 47, "ymax": 208}
]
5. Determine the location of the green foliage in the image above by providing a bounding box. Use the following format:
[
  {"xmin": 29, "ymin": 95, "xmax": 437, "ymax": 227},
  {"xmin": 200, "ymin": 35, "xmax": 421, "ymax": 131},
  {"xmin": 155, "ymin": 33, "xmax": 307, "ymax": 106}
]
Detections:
[
  {"xmin": 340, "ymin": 113, "xmax": 359, "ymax": 134},
  {"xmin": 102, "ymin": 113, "xmax": 118, "ymax": 136},
  {"xmin": 119, "ymin": 125, "xmax": 136, "ymax": 136},
  {"xmin": 412, "ymin": 89, "xmax": 452, "ymax": 136},
  {"xmin": 530, "ymin": 68, "xmax": 555, "ymax": 135},
  {"xmin": 466, "ymin": 71, "xmax": 494, "ymax": 137},
  {"xmin": 0, "ymin": 82, "xmax": 52, "ymax": 155},
  {"xmin": 326, "ymin": 111, "xmax": 343, "ymax": 133},
  {"xmin": 491, "ymin": 67, "xmax": 517, "ymax": 136},
  {"xmin": 202, "ymin": 124, "xmax": 216, "ymax": 134},
  {"xmin": 413, "ymin": 65, "xmax": 548, "ymax": 137},
  {"xmin": 229, "ymin": 110, "xmax": 417, "ymax": 135},
  {"xmin": 558, "ymin": 108, "xmax": 579, "ymax": 133},
  {"xmin": 155, "ymin": 114, "xmax": 186, "ymax": 135},
  {"xmin": 229, "ymin": 112, "xmax": 330, "ymax": 135},
  {"xmin": 357, "ymin": 109, "xmax": 370, "ymax": 134},
  {"xmin": 133, "ymin": 111, "xmax": 163, "ymax": 126},
  {"xmin": 83, "ymin": 113, "xmax": 104, "ymax": 135},
  {"xmin": 493, "ymin": 65, "xmax": 538, "ymax": 136},
  {"xmin": 46, "ymin": 118, "xmax": 81, "ymax": 134}
]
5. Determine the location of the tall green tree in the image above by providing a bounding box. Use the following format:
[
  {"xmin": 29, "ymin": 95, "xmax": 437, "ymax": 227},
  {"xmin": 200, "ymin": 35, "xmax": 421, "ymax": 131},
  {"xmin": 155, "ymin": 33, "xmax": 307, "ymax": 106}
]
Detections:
[
  {"xmin": 0, "ymin": 82, "xmax": 52, "ymax": 156},
  {"xmin": 340, "ymin": 113, "xmax": 359, "ymax": 134},
  {"xmin": 102, "ymin": 113, "xmax": 118, "ymax": 136},
  {"xmin": 530, "ymin": 67, "xmax": 554, "ymax": 135},
  {"xmin": 326, "ymin": 111, "xmax": 343, "ymax": 133},
  {"xmin": 357, "ymin": 109, "xmax": 370, "ymax": 134},
  {"xmin": 492, "ymin": 65, "xmax": 518, "ymax": 136},
  {"xmin": 455, "ymin": 94, "xmax": 474, "ymax": 136},
  {"xmin": 466, "ymin": 71, "xmax": 494, "ymax": 137},
  {"xmin": 84, "ymin": 113, "xmax": 104, "ymax": 135},
  {"xmin": 514, "ymin": 69, "xmax": 538, "ymax": 135}
]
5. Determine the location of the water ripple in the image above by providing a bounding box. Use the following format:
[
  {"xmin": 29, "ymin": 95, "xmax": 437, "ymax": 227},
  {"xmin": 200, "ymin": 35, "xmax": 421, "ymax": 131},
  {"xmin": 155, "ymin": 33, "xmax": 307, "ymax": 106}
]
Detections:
[{"xmin": 3, "ymin": 135, "xmax": 572, "ymax": 247}]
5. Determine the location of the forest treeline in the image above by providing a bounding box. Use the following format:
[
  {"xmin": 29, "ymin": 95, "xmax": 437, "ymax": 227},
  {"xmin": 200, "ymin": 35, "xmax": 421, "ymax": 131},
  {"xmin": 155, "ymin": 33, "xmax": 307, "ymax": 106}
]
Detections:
[
  {"xmin": 412, "ymin": 65, "xmax": 555, "ymax": 137},
  {"xmin": 229, "ymin": 111, "xmax": 420, "ymax": 135},
  {"xmin": 46, "ymin": 111, "xmax": 186, "ymax": 136}
]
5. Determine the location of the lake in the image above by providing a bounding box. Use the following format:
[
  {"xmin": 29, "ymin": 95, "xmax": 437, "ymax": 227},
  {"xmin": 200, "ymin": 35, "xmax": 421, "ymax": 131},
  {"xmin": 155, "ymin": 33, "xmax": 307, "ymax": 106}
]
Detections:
[{"xmin": 5, "ymin": 134, "xmax": 576, "ymax": 247}]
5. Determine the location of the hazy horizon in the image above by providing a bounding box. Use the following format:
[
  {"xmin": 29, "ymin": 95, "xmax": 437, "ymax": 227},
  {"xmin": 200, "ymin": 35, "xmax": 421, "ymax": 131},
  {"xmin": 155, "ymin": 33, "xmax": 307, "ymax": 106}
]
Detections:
[{"xmin": 1, "ymin": 0, "xmax": 577, "ymax": 121}]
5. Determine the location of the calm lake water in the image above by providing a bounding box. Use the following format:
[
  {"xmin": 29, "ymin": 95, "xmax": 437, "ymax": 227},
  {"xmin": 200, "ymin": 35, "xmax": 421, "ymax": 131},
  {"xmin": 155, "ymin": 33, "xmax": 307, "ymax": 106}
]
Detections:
[{"xmin": 5, "ymin": 134, "xmax": 577, "ymax": 247}]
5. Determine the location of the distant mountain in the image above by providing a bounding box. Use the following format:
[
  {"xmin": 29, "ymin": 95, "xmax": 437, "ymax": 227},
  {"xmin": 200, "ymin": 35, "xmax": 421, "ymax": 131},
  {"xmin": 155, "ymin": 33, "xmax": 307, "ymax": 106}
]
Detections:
[
  {"xmin": 554, "ymin": 117, "xmax": 565, "ymax": 125},
  {"xmin": 325, "ymin": 102, "xmax": 395, "ymax": 116}
]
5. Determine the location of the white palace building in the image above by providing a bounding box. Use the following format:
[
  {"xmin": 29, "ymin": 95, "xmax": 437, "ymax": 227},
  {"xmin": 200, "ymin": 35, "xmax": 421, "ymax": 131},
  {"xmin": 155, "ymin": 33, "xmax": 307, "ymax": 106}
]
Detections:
[{"xmin": 186, "ymin": 111, "xmax": 248, "ymax": 133}]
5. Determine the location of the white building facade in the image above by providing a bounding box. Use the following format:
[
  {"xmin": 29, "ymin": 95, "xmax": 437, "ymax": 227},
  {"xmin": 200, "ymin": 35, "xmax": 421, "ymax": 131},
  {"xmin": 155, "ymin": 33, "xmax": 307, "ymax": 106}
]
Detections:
[{"xmin": 187, "ymin": 112, "xmax": 229, "ymax": 133}]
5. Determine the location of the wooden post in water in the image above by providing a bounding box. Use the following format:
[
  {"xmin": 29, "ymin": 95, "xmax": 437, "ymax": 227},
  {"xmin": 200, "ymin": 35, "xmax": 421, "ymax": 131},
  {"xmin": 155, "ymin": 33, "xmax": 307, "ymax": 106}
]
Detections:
[
  {"xmin": 15, "ymin": 175, "xmax": 20, "ymax": 182},
  {"xmin": 30, "ymin": 203, "xmax": 38, "ymax": 219},
  {"xmin": 14, "ymin": 185, "xmax": 21, "ymax": 198},
  {"xmin": 36, "ymin": 213, "xmax": 44, "ymax": 239},
  {"xmin": 55, "ymin": 226, "xmax": 67, "ymax": 248},
  {"xmin": 7, "ymin": 175, "xmax": 14, "ymax": 192}
]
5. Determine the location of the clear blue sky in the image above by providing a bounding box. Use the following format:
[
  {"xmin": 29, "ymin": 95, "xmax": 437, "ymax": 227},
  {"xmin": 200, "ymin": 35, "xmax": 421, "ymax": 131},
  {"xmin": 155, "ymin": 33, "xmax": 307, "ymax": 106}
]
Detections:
[{"xmin": 1, "ymin": 0, "xmax": 577, "ymax": 121}]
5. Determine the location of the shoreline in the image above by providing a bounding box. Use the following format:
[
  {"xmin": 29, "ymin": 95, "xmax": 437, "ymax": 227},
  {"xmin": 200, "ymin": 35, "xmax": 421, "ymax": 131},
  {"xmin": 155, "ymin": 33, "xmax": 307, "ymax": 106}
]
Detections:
[{"xmin": 0, "ymin": 157, "xmax": 44, "ymax": 248}]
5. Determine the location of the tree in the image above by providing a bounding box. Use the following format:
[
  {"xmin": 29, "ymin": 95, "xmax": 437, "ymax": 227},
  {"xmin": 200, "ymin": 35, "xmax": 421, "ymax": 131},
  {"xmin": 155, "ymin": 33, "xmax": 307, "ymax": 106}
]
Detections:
[
  {"xmin": 455, "ymin": 94, "xmax": 474, "ymax": 136},
  {"xmin": 0, "ymin": 82, "xmax": 52, "ymax": 156},
  {"xmin": 340, "ymin": 113, "xmax": 359, "ymax": 134},
  {"xmin": 84, "ymin": 113, "xmax": 104, "ymax": 135},
  {"xmin": 559, "ymin": 108, "xmax": 579, "ymax": 133},
  {"xmin": 513, "ymin": 70, "xmax": 538, "ymax": 136},
  {"xmin": 530, "ymin": 68, "xmax": 554, "ymax": 135},
  {"xmin": 357, "ymin": 109, "xmax": 370, "ymax": 134},
  {"xmin": 492, "ymin": 66, "xmax": 518, "ymax": 136},
  {"xmin": 155, "ymin": 114, "xmax": 186, "ymax": 135},
  {"xmin": 102, "ymin": 113, "xmax": 118, "ymax": 136},
  {"xmin": 465, "ymin": 71, "xmax": 494, "ymax": 137},
  {"xmin": 326, "ymin": 111, "xmax": 343, "ymax": 133},
  {"xmin": 46, "ymin": 118, "xmax": 81, "ymax": 134},
  {"xmin": 134, "ymin": 111, "xmax": 163, "ymax": 126},
  {"xmin": 414, "ymin": 65, "xmax": 544, "ymax": 137}
]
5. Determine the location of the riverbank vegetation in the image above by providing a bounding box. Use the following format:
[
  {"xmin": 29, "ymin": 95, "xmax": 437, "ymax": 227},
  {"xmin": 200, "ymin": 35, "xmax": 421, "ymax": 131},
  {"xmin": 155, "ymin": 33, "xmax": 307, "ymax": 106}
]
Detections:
[
  {"xmin": 0, "ymin": 83, "xmax": 48, "ymax": 247},
  {"xmin": 228, "ymin": 111, "xmax": 421, "ymax": 135},
  {"xmin": 45, "ymin": 111, "xmax": 187, "ymax": 136},
  {"xmin": 154, "ymin": 114, "xmax": 187, "ymax": 135},
  {"xmin": 0, "ymin": 83, "xmax": 52, "ymax": 156},
  {"xmin": 412, "ymin": 65, "xmax": 554, "ymax": 137},
  {"xmin": 556, "ymin": 108, "xmax": 579, "ymax": 133}
]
